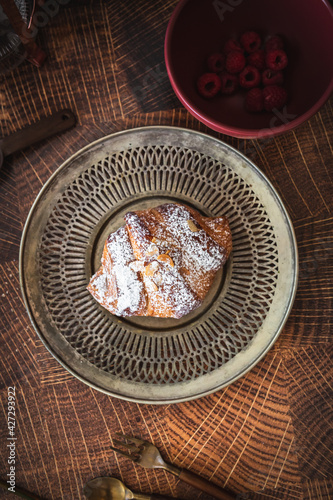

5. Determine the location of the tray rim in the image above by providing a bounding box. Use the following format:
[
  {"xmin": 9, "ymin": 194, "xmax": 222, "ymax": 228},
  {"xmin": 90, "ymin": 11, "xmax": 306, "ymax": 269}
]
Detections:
[{"xmin": 19, "ymin": 125, "xmax": 299, "ymax": 404}]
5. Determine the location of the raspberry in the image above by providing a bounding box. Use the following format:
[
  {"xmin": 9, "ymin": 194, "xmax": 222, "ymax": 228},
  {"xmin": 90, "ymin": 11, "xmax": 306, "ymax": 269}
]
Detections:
[
  {"xmin": 239, "ymin": 65, "xmax": 261, "ymax": 89},
  {"xmin": 207, "ymin": 52, "xmax": 225, "ymax": 73},
  {"xmin": 220, "ymin": 72, "xmax": 239, "ymax": 94},
  {"xmin": 263, "ymin": 85, "xmax": 287, "ymax": 111},
  {"xmin": 224, "ymin": 38, "xmax": 243, "ymax": 54},
  {"xmin": 240, "ymin": 31, "xmax": 261, "ymax": 53},
  {"xmin": 247, "ymin": 50, "xmax": 265, "ymax": 71},
  {"xmin": 225, "ymin": 51, "xmax": 246, "ymax": 74},
  {"xmin": 245, "ymin": 88, "xmax": 264, "ymax": 112},
  {"xmin": 266, "ymin": 49, "xmax": 288, "ymax": 71},
  {"xmin": 262, "ymin": 69, "xmax": 284, "ymax": 86},
  {"xmin": 265, "ymin": 35, "xmax": 284, "ymax": 52},
  {"xmin": 197, "ymin": 73, "xmax": 221, "ymax": 98}
]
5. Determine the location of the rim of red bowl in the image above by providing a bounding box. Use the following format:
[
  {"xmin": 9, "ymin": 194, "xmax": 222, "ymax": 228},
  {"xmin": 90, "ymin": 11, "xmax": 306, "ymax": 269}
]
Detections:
[{"xmin": 164, "ymin": 0, "xmax": 333, "ymax": 139}]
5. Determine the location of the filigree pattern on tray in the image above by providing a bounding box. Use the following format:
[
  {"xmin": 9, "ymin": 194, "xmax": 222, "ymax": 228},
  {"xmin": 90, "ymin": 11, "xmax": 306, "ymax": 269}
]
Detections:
[{"xmin": 38, "ymin": 145, "xmax": 278, "ymax": 384}]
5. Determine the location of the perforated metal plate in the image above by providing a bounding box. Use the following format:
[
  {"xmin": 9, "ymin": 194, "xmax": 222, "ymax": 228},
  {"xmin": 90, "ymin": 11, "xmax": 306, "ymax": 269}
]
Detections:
[{"xmin": 20, "ymin": 127, "xmax": 298, "ymax": 403}]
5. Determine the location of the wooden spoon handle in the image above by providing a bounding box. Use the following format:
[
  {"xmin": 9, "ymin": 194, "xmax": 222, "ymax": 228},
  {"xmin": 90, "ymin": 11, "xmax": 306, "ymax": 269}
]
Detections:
[
  {"xmin": 0, "ymin": 109, "xmax": 76, "ymax": 157},
  {"xmin": 179, "ymin": 469, "xmax": 236, "ymax": 500}
]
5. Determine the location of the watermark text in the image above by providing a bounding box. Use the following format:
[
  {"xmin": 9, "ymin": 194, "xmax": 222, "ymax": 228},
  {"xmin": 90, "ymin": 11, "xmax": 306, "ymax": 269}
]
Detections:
[{"xmin": 7, "ymin": 386, "xmax": 16, "ymax": 493}]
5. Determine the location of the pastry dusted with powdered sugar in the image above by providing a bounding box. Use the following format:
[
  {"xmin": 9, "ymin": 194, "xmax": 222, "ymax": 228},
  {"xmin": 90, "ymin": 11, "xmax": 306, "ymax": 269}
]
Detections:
[{"xmin": 87, "ymin": 203, "xmax": 232, "ymax": 319}]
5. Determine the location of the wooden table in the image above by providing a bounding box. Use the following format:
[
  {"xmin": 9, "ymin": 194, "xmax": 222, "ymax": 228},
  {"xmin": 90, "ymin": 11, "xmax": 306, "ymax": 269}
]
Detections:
[{"xmin": 0, "ymin": 1, "xmax": 332, "ymax": 499}]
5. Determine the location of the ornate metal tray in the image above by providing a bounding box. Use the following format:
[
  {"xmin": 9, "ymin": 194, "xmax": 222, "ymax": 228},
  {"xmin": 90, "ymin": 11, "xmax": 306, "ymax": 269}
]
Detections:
[{"xmin": 20, "ymin": 127, "xmax": 298, "ymax": 404}]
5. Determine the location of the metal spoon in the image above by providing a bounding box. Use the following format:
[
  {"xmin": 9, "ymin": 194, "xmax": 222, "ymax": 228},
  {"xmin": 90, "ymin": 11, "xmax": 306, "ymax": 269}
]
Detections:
[
  {"xmin": 83, "ymin": 477, "xmax": 173, "ymax": 500},
  {"xmin": 0, "ymin": 109, "xmax": 76, "ymax": 170}
]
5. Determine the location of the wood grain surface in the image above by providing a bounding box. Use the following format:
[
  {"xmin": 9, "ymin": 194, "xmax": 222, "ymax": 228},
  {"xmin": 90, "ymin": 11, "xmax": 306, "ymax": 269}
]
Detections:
[{"xmin": 0, "ymin": 1, "xmax": 332, "ymax": 499}]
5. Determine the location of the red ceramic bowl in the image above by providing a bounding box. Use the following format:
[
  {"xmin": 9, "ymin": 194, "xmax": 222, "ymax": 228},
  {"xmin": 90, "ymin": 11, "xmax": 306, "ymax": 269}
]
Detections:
[{"xmin": 165, "ymin": 0, "xmax": 333, "ymax": 138}]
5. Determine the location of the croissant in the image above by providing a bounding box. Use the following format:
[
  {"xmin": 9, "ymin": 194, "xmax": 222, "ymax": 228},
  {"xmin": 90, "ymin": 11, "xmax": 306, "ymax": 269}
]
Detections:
[{"xmin": 88, "ymin": 203, "xmax": 232, "ymax": 319}]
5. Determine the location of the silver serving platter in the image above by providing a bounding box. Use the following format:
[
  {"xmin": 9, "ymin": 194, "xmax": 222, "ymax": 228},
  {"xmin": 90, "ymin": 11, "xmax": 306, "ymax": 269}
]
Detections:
[{"xmin": 20, "ymin": 126, "xmax": 298, "ymax": 404}]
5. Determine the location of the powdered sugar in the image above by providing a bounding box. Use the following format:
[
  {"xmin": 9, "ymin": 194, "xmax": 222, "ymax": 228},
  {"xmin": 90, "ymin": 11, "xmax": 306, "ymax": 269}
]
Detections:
[
  {"xmin": 151, "ymin": 204, "xmax": 226, "ymax": 272},
  {"xmin": 89, "ymin": 272, "xmax": 108, "ymax": 298},
  {"xmin": 88, "ymin": 203, "xmax": 231, "ymax": 318},
  {"xmin": 88, "ymin": 226, "xmax": 145, "ymax": 316},
  {"xmin": 112, "ymin": 263, "xmax": 143, "ymax": 315},
  {"xmin": 147, "ymin": 258, "xmax": 201, "ymax": 318}
]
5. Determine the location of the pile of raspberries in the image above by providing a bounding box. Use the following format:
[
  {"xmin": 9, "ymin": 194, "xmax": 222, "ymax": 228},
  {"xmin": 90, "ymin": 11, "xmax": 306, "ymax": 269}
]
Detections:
[{"xmin": 196, "ymin": 31, "xmax": 289, "ymax": 112}]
